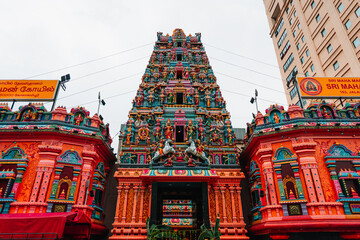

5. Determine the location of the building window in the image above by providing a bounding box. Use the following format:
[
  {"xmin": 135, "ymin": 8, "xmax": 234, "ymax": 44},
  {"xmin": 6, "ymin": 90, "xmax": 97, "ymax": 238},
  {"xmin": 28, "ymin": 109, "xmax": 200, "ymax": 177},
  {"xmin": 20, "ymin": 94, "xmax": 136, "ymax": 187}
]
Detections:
[
  {"xmin": 306, "ymin": 49, "xmax": 310, "ymax": 56},
  {"xmin": 356, "ymin": 7, "xmax": 360, "ymax": 17},
  {"xmin": 298, "ymin": 23, "xmax": 301, "ymax": 29},
  {"xmin": 353, "ymin": 38, "xmax": 360, "ymax": 48},
  {"xmin": 302, "ymin": 36, "xmax": 305, "ymax": 43},
  {"xmin": 294, "ymin": 11, "xmax": 297, "ymax": 17},
  {"xmin": 278, "ymin": 29, "xmax": 287, "ymax": 48},
  {"xmin": 300, "ymin": 57, "xmax": 305, "ymax": 64},
  {"xmin": 290, "ymin": 18, "xmax": 293, "ymax": 25},
  {"xmin": 333, "ymin": 61, "xmax": 339, "ymax": 70},
  {"xmin": 297, "ymin": 43, "xmax": 300, "ymax": 50},
  {"xmin": 311, "ymin": 64, "xmax": 315, "ymax": 72},
  {"xmin": 286, "ymin": 66, "xmax": 298, "ymax": 83},
  {"xmin": 296, "ymin": 99, "xmax": 306, "ymax": 107},
  {"xmin": 321, "ymin": 28, "xmax": 326, "ymax": 37},
  {"xmin": 345, "ymin": 20, "xmax": 352, "ymax": 30},
  {"xmin": 290, "ymin": 0, "xmax": 293, "ymax": 6},
  {"xmin": 283, "ymin": 53, "xmax": 294, "ymax": 72},
  {"xmin": 327, "ymin": 44, "xmax": 333, "ymax": 53},
  {"xmin": 311, "ymin": 1, "xmax": 315, "ymax": 9},
  {"xmin": 275, "ymin": 18, "xmax": 284, "ymax": 37},
  {"xmin": 286, "ymin": 7, "xmax": 290, "ymax": 14},
  {"xmin": 280, "ymin": 41, "xmax": 291, "ymax": 59},
  {"xmin": 316, "ymin": 14, "xmax": 320, "ymax": 22},
  {"xmin": 338, "ymin": 3, "xmax": 344, "ymax": 13},
  {"xmin": 305, "ymin": 71, "xmax": 309, "ymax": 77},
  {"xmin": 293, "ymin": 30, "xmax": 297, "ymax": 37},
  {"xmin": 290, "ymin": 86, "xmax": 298, "ymax": 99}
]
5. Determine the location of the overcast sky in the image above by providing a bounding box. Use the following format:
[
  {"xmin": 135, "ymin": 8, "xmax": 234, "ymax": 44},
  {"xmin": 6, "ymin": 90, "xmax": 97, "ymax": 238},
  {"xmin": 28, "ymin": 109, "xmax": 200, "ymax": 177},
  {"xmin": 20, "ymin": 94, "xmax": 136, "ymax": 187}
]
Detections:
[{"xmin": 0, "ymin": 0, "xmax": 287, "ymax": 152}]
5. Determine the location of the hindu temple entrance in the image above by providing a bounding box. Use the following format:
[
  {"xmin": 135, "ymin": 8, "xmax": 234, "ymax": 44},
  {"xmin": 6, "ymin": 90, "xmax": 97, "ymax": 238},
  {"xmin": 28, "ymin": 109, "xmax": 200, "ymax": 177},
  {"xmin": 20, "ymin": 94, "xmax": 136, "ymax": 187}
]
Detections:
[{"xmin": 150, "ymin": 182, "xmax": 210, "ymax": 229}]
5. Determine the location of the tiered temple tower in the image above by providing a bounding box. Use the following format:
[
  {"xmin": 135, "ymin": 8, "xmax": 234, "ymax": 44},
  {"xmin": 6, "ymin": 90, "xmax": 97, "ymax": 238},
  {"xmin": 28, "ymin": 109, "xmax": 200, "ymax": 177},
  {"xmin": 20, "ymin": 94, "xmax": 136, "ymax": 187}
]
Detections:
[{"xmin": 110, "ymin": 29, "xmax": 248, "ymax": 240}]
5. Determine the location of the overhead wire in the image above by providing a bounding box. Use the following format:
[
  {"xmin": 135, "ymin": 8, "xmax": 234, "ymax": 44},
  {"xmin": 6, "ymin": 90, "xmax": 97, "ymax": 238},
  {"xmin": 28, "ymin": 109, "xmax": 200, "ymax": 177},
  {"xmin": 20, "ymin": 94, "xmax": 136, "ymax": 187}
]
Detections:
[
  {"xmin": 77, "ymin": 89, "xmax": 137, "ymax": 106},
  {"xmin": 222, "ymin": 89, "xmax": 288, "ymax": 106},
  {"xmin": 69, "ymin": 56, "xmax": 149, "ymax": 82},
  {"xmin": 57, "ymin": 72, "xmax": 142, "ymax": 100},
  {"xmin": 210, "ymin": 57, "xmax": 281, "ymax": 80},
  {"xmin": 215, "ymin": 71, "xmax": 284, "ymax": 94},
  {"xmin": 204, "ymin": 43, "xmax": 279, "ymax": 69},
  {"xmin": 23, "ymin": 42, "xmax": 153, "ymax": 79}
]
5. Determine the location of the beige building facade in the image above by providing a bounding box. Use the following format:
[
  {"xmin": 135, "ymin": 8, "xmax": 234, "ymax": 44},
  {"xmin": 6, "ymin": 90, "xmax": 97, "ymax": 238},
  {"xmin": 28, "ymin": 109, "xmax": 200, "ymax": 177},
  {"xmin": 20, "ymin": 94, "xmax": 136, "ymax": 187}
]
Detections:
[{"xmin": 263, "ymin": 0, "xmax": 360, "ymax": 106}]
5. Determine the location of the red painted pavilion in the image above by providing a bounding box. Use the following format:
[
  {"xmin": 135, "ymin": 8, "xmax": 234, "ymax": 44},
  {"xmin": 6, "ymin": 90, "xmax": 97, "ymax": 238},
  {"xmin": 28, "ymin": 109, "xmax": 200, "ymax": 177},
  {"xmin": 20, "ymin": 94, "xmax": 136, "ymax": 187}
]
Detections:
[
  {"xmin": 241, "ymin": 102, "xmax": 360, "ymax": 240},
  {"xmin": 0, "ymin": 103, "xmax": 116, "ymax": 239},
  {"xmin": 110, "ymin": 29, "xmax": 248, "ymax": 240}
]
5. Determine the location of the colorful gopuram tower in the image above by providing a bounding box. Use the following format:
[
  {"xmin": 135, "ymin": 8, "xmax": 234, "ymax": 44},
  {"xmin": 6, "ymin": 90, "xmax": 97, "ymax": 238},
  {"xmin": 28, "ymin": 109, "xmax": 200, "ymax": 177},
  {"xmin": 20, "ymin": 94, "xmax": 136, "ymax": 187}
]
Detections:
[{"xmin": 110, "ymin": 29, "xmax": 248, "ymax": 240}]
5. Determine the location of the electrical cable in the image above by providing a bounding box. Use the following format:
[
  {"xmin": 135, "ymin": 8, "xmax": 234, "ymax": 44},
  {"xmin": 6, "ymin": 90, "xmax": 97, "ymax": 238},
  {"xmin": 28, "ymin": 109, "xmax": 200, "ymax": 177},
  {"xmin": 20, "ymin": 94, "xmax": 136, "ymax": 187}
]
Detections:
[
  {"xmin": 69, "ymin": 56, "xmax": 149, "ymax": 82},
  {"xmin": 204, "ymin": 43, "xmax": 279, "ymax": 68},
  {"xmin": 23, "ymin": 42, "xmax": 153, "ymax": 79},
  {"xmin": 209, "ymin": 57, "xmax": 281, "ymax": 80},
  {"xmin": 215, "ymin": 71, "xmax": 284, "ymax": 94},
  {"xmin": 222, "ymin": 89, "xmax": 288, "ymax": 106},
  {"xmin": 77, "ymin": 89, "xmax": 137, "ymax": 106},
  {"xmin": 58, "ymin": 72, "xmax": 142, "ymax": 100}
]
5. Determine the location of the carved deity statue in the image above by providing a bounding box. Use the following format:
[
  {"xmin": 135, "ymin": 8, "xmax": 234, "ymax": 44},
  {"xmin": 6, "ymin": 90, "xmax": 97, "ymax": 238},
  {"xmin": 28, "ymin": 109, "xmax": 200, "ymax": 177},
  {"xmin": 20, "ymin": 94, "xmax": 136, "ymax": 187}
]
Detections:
[
  {"xmin": 164, "ymin": 118, "xmax": 173, "ymax": 140},
  {"xmin": 186, "ymin": 119, "xmax": 196, "ymax": 141}
]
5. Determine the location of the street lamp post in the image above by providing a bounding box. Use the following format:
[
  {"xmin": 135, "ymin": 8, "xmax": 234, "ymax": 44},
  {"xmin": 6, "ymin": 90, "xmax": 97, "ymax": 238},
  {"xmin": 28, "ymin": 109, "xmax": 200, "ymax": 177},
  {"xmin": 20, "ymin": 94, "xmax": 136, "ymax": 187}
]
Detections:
[
  {"xmin": 286, "ymin": 71, "xmax": 304, "ymax": 109},
  {"xmin": 250, "ymin": 89, "xmax": 259, "ymax": 113}
]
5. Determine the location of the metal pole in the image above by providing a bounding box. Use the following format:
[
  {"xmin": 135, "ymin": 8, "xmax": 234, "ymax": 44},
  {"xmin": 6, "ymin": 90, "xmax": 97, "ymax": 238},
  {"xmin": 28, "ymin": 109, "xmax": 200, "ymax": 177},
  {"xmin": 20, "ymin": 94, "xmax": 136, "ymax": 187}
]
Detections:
[
  {"xmin": 294, "ymin": 77, "xmax": 304, "ymax": 109},
  {"xmin": 255, "ymin": 96, "xmax": 259, "ymax": 113},
  {"xmin": 51, "ymin": 81, "xmax": 61, "ymax": 111},
  {"xmin": 10, "ymin": 100, "xmax": 15, "ymax": 110},
  {"xmin": 254, "ymin": 89, "xmax": 259, "ymax": 113},
  {"xmin": 97, "ymin": 92, "xmax": 101, "ymax": 115}
]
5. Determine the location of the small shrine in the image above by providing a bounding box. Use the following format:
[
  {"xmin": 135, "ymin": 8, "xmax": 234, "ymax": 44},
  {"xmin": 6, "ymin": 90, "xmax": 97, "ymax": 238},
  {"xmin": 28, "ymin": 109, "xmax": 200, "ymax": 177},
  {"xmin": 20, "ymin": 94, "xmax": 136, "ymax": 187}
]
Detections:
[
  {"xmin": 241, "ymin": 101, "xmax": 360, "ymax": 240},
  {"xmin": 110, "ymin": 29, "xmax": 248, "ymax": 240},
  {"xmin": 0, "ymin": 103, "xmax": 115, "ymax": 239}
]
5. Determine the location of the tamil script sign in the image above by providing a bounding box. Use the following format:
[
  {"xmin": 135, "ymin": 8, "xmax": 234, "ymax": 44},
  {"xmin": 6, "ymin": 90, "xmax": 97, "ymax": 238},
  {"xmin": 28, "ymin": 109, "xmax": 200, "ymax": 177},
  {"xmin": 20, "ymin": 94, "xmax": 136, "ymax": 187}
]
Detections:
[
  {"xmin": 0, "ymin": 80, "xmax": 59, "ymax": 101},
  {"xmin": 298, "ymin": 77, "xmax": 360, "ymax": 98}
]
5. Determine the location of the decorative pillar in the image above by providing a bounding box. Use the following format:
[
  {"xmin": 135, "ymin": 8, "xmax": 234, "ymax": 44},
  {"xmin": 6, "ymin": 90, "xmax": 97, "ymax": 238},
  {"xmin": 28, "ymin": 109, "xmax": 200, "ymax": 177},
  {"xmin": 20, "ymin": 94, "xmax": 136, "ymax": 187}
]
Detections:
[
  {"xmin": 310, "ymin": 167, "xmax": 325, "ymax": 202},
  {"xmin": 214, "ymin": 185, "xmax": 220, "ymax": 218},
  {"xmin": 122, "ymin": 185, "xmax": 130, "ymax": 222},
  {"xmin": 220, "ymin": 185, "xmax": 228, "ymax": 222},
  {"xmin": 230, "ymin": 185, "xmax": 236, "ymax": 222},
  {"xmin": 114, "ymin": 186, "xmax": 122, "ymax": 221},
  {"xmin": 139, "ymin": 185, "xmax": 145, "ymax": 223},
  {"xmin": 235, "ymin": 185, "xmax": 244, "ymax": 220},
  {"xmin": 300, "ymin": 166, "xmax": 317, "ymax": 203},
  {"xmin": 78, "ymin": 147, "xmax": 98, "ymax": 205},
  {"xmin": 28, "ymin": 142, "xmax": 62, "ymax": 213},
  {"xmin": 263, "ymin": 162, "xmax": 278, "ymax": 205},
  {"xmin": 132, "ymin": 184, "xmax": 139, "ymax": 222},
  {"xmin": 325, "ymin": 160, "xmax": 343, "ymax": 198},
  {"xmin": 292, "ymin": 138, "xmax": 323, "ymax": 203},
  {"xmin": 256, "ymin": 144, "xmax": 274, "ymax": 205},
  {"xmin": 229, "ymin": 185, "xmax": 236, "ymax": 222},
  {"xmin": 148, "ymin": 184, "xmax": 152, "ymax": 219}
]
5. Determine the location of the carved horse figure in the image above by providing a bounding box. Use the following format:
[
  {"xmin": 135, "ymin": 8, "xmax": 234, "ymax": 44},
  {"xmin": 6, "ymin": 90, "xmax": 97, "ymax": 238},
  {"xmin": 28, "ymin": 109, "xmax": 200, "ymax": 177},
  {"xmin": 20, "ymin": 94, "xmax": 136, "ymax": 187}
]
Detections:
[
  {"xmin": 151, "ymin": 139, "xmax": 175, "ymax": 162},
  {"xmin": 185, "ymin": 140, "xmax": 209, "ymax": 164}
]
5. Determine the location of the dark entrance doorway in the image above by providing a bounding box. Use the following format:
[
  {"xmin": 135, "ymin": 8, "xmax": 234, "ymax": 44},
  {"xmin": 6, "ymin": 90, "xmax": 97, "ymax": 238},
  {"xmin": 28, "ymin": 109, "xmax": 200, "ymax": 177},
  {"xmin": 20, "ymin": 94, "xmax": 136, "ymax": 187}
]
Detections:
[
  {"xmin": 175, "ymin": 126, "xmax": 184, "ymax": 142},
  {"xmin": 176, "ymin": 70, "xmax": 182, "ymax": 79},
  {"xmin": 176, "ymin": 93, "xmax": 183, "ymax": 104},
  {"xmin": 150, "ymin": 182, "xmax": 210, "ymax": 229}
]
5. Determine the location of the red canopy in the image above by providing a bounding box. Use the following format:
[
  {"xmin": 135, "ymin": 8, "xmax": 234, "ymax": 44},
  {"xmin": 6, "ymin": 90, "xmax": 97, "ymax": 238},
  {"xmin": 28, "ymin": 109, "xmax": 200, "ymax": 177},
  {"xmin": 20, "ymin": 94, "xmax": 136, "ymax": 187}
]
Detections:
[{"xmin": 0, "ymin": 212, "xmax": 91, "ymax": 239}]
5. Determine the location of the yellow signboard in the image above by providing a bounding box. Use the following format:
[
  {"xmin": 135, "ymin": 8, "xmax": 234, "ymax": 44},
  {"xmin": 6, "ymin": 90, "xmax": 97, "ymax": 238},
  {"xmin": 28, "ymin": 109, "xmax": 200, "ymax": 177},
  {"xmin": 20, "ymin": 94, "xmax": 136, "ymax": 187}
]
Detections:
[
  {"xmin": 0, "ymin": 80, "xmax": 59, "ymax": 101},
  {"xmin": 298, "ymin": 77, "xmax": 360, "ymax": 98}
]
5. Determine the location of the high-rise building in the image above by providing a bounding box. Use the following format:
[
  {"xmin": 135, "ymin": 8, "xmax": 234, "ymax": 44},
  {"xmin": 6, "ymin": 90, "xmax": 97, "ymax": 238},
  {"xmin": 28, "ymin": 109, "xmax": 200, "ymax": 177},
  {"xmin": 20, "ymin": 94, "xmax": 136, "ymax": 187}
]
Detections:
[
  {"xmin": 263, "ymin": 0, "xmax": 360, "ymax": 106},
  {"xmin": 110, "ymin": 29, "xmax": 248, "ymax": 240}
]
